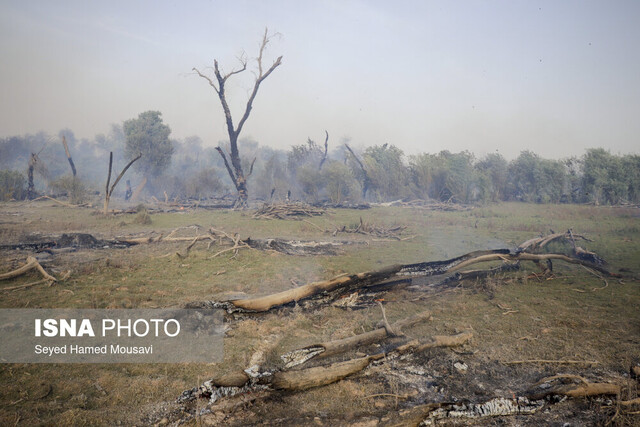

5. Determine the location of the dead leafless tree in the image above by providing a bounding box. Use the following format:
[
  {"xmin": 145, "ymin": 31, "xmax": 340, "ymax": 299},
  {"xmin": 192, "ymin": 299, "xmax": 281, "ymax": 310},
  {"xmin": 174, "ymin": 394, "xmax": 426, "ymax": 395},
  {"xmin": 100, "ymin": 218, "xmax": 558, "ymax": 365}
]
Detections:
[
  {"xmin": 103, "ymin": 151, "xmax": 141, "ymax": 215},
  {"xmin": 193, "ymin": 28, "xmax": 282, "ymax": 208},
  {"xmin": 27, "ymin": 153, "xmax": 37, "ymax": 200},
  {"xmin": 61, "ymin": 135, "xmax": 77, "ymax": 177},
  {"xmin": 318, "ymin": 130, "xmax": 329, "ymax": 171}
]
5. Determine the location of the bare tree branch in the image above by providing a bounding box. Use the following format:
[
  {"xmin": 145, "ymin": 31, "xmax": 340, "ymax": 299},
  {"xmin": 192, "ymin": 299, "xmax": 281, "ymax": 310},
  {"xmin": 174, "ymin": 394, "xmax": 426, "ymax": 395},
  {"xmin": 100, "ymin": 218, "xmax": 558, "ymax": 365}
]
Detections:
[
  {"xmin": 191, "ymin": 67, "xmax": 219, "ymax": 93},
  {"xmin": 247, "ymin": 157, "xmax": 257, "ymax": 178},
  {"xmin": 110, "ymin": 153, "xmax": 142, "ymax": 197},
  {"xmin": 215, "ymin": 147, "xmax": 238, "ymax": 189},
  {"xmin": 103, "ymin": 152, "xmax": 141, "ymax": 215},
  {"xmin": 236, "ymin": 28, "xmax": 283, "ymax": 137}
]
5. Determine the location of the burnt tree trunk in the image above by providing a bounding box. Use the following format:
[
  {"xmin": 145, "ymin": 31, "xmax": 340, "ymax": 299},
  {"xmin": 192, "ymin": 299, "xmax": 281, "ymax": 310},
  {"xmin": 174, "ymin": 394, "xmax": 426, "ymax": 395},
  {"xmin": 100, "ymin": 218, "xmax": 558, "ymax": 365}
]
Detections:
[
  {"xmin": 61, "ymin": 135, "xmax": 77, "ymax": 177},
  {"xmin": 27, "ymin": 153, "xmax": 36, "ymax": 200},
  {"xmin": 318, "ymin": 130, "xmax": 329, "ymax": 171},
  {"xmin": 103, "ymin": 151, "xmax": 141, "ymax": 214},
  {"xmin": 193, "ymin": 28, "xmax": 282, "ymax": 208}
]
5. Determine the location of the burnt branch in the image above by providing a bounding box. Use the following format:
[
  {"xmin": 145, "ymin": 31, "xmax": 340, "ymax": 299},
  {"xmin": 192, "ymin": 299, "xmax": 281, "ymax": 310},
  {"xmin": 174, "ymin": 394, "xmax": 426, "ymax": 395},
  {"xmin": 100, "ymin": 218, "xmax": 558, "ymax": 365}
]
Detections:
[
  {"xmin": 103, "ymin": 151, "xmax": 141, "ymax": 215},
  {"xmin": 247, "ymin": 157, "xmax": 256, "ymax": 178},
  {"xmin": 236, "ymin": 29, "xmax": 283, "ymax": 137}
]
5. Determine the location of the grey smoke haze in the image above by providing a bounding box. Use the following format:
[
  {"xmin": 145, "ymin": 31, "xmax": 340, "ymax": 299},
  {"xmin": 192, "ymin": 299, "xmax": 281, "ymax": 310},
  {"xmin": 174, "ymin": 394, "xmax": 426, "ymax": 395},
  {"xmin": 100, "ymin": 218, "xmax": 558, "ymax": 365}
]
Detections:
[{"xmin": 1, "ymin": 0, "xmax": 639, "ymax": 159}]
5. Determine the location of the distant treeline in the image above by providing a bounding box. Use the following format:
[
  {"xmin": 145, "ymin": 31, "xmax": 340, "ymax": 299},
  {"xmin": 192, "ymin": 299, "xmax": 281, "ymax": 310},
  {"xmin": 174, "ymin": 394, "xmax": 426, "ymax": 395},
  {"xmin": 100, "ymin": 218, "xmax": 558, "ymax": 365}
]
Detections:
[{"xmin": 0, "ymin": 126, "xmax": 638, "ymax": 205}]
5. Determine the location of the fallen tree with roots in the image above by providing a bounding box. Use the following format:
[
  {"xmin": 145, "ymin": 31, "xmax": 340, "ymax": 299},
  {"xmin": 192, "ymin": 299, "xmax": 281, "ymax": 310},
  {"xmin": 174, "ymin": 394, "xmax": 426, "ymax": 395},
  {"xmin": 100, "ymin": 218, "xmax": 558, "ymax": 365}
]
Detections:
[{"xmin": 187, "ymin": 229, "xmax": 619, "ymax": 315}]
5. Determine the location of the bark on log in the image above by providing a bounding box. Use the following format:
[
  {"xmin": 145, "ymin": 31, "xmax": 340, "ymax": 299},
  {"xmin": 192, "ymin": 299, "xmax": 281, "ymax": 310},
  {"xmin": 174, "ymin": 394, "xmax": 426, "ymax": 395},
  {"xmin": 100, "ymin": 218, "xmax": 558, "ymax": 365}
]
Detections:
[
  {"xmin": 281, "ymin": 310, "xmax": 432, "ymax": 368},
  {"xmin": 194, "ymin": 244, "xmax": 617, "ymax": 315},
  {"xmin": 416, "ymin": 397, "xmax": 545, "ymax": 425},
  {"xmin": 229, "ymin": 264, "xmax": 403, "ymax": 312},
  {"xmin": 413, "ymin": 331, "xmax": 474, "ymax": 351},
  {"xmin": 517, "ymin": 231, "xmax": 589, "ymax": 252},
  {"xmin": 272, "ymin": 356, "xmax": 372, "ymax": 391},
  {"xmin": 526, "ymin": 381, "xmax": 621, "ymax": 400},
  {"xmin": 180, "ymin": 331, "xmax": 473, "ymax": 405}
]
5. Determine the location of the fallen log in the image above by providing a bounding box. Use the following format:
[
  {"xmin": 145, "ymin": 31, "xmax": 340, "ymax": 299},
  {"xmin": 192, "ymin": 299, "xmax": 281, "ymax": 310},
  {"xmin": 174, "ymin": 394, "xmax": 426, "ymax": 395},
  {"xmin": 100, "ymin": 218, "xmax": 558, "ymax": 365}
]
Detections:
[
  {"xmin": 413, "ymin": 377, "xmax": 622, "ymax": 425},
  {"xmin": 526, "ymin": 377, "xmax": 621, "ymax": 400},
  {"xmin": 117, "ymin": 228, "xmax": 361, "ymax": 257},
  {"xmin": 1, "ymin": 278, "xmax": 50, "ymax": 292},
  {"xmin": 0, "ymin": 233, "xmax": 135, "ymax": 251},
  {"xmin": 190, "ymin": 242, "xmax": 618, "ymax": 314},
  {"xmin": 244, "ymin": 238, "xmax": 363, "ymax": 256},
  {"xmin": 0, "ymin": 256, "xmax": 57, "ymax": 283},
  {"xmin": 228, "ymin": 264, "xmax": 403, "ymax": 312},
  {"xmin": 518, "ymin": 230, "xmax": 591, "ymax": 252},
  {"xmin": 413, "ymin": 331, "xmax": 474, "ymax": 352},
  {"xmin": 179, "ymin": 331, "xmax": 473, "ymax": 405},
  {"xmin": 272, "ymin": 356, "xmax": 372, "ymax": 391},
  {"xmin": 415, "ymin": 397, "xmax": 546, "ymax": 425},
  {"xmin": 280, "ymin": 310, "xmax": 432, "ymax": 368}
]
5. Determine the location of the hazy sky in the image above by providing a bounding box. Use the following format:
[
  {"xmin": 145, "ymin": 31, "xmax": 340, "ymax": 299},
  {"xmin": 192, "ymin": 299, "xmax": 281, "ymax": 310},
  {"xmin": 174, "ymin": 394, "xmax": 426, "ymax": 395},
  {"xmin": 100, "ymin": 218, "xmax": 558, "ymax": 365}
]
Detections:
[{"xmin": 1, "ymin": 0, "xmax": 638, "ymax": 159}]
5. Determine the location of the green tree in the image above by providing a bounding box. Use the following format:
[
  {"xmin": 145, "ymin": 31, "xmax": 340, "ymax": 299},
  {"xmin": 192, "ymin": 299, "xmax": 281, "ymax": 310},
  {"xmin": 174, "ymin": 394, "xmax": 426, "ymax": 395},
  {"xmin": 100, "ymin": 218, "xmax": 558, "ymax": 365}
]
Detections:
[
  {"xmin": 296, "ymin": 165, "xmax": 323, "ymax": 202},
  {"xmin": 123, "ymin": 111, "xmax": 174, "ymax": 198},
  {"xmin": 362, "ymin": 144, "xmax": 410, "ymax": 201},
  {"xmin": 582, "ymin": 149, "xmax": 624, "ymax": 204},
  {"xmin": 475, "ymin": 153, "xmax": 508, "ymax": 202},
  {"xmin": 622, "ymin": 154, "xmax": 640, "ymax": 204},
  {"xmin": 322, "ymin": 161, "xmax": 359, "ymax": 204},
  {"xmin": 0, "ymin": 170, "xmax": 26, "ymax": 201},
  {"xmin": 410, "ymin": 151, "xmax": 477, "ymax": 202},
  {"xmin": 408, "ymin": 152, "xmax": 436, "ymax": 200},
  {"xmin": 507, "ymin": 151, "xmax": 565, "ymax": 203}
]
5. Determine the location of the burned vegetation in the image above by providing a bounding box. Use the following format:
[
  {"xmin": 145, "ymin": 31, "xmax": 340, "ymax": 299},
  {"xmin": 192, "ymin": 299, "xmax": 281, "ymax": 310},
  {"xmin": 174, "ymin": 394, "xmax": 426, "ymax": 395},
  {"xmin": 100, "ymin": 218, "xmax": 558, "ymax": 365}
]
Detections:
[{"xmin": 1, "ymin": 197, "xmax": 639, "ymax": 426}]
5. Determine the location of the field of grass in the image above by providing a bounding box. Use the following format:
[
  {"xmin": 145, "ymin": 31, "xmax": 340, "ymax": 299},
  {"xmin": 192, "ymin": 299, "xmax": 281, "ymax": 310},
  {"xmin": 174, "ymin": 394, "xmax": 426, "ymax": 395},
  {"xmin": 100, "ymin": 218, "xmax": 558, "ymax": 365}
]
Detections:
[{"xmin": 0, "ymin": 200, "xmax": 638, "ymax": 425}]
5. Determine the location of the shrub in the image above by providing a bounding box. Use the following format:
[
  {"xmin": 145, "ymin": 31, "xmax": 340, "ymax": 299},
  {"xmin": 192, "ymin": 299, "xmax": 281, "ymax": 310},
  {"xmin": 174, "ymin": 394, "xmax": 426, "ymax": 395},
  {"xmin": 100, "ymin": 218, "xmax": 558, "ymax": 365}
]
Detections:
[
  {"xmin": 49, "ymin": 175, "xmax": 88, "ymax": 204},
  {"xmin": 0, "ymin": 170, "xmax": 26, "ymax": 201}
]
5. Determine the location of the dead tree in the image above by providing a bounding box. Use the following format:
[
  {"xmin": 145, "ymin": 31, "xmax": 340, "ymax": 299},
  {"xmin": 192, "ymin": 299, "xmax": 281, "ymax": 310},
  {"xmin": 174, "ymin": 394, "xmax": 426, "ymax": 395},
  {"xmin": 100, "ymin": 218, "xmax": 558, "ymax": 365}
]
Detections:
[
  {"xmin": 344, "ymin": 144, "xmax": 371, "ymax": 199},
  {"xmin": 61, "ymin": 135, "xmax": 77, "ymax": 176},
  {"xmin": 27, "ymin": 153, "xmax": 37, "ymax": 199},
  {"xmin": 193, "ymin": 28, "xmax": 282, "ymax": 208},
  {"xmin": 26, "ymin": 151, "xmax": 49, "ymax": 200},
  {"xmin": 318, "ymin": 130, "xmax": 329, "ymax": 171},
  {"xmin": 103, "ymin": 151, "xmax": 141, "ymax": 215}
]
